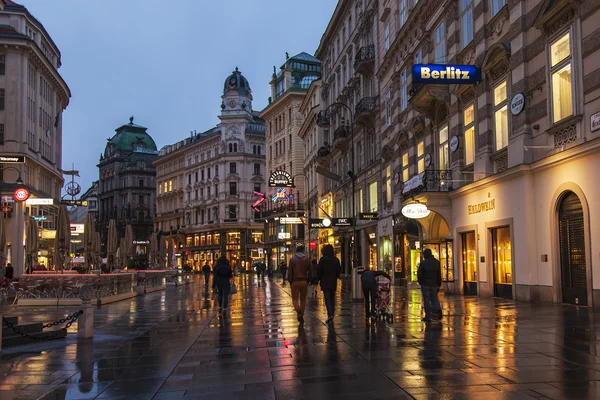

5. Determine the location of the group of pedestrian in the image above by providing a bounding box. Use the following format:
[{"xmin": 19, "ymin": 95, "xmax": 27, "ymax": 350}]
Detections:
[{"xmin": 286, "ymin": 244, "xmax": 342, "ymax": 325}]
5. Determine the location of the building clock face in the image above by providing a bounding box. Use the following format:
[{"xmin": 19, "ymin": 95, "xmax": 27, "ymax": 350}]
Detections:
[{"xmin": 229, "ymin": 99, "xmax": 237, "ymax": 108}]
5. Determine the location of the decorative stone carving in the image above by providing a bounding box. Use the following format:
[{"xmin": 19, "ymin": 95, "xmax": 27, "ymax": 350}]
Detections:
[{"xmin": 493, "ymin": 153, "xmax": 508, "ymax": 173}]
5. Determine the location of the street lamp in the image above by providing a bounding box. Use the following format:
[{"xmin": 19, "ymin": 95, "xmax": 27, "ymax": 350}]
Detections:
[
  {"xmin": 0, "ymin": 166, "xmax": 24, "ymax": 184},
  {"xmin": 316, "ymin": 103, "xmax": 358, "ymax": 275}
]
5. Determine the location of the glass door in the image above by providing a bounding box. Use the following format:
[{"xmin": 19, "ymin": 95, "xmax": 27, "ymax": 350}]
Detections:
[
  {"xmin": 491, "ymin": 226, "xmax": 512, "ymax": 299},
  {"xmin": 462, "ymin": 232, "xmax": 477, "ymax": 295}
]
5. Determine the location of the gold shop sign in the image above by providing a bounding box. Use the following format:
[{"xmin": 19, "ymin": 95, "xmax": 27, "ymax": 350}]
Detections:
[{"xmin": 468, "ymin": 199, "xmax": 496, "ymax": 215}]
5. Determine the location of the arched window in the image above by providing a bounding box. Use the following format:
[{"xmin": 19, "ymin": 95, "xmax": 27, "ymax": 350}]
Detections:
[
  {"xmin": 234, "ymin": 143, "xmax": 238, "ymax": 152},
  {"xmin": 228, "ymin": 143, "xmax": 233, "ymax": 153},
  {"xmin": 253, "ymin": 145, "xmax": 257, "ymax": 154},
  {"xmin": 258, "ymin": 146, "xmax": 261, "ymax": 155}
]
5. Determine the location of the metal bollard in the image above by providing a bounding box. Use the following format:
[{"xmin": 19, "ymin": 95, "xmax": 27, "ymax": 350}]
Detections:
[{"xmin": 351, "ymin": 266, "xmax": 365, "ymax": 302}]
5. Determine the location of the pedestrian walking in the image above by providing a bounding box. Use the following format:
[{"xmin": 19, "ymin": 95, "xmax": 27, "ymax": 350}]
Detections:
[
  {"xmin": 256, "ymin": 261, "xmax": 266, "ymax": 284},
  {"xmin": 212, "ymin": 256, "xmax": 233, "ymax": 312},
  {"xmin": 317, "ymin": 245, "xmax": 341, "ymax": 324},
  {"xmin": 309, "ymin": 259, "xmax": 319, "ymax": 298},
  {"xmin": 288, "ymin": 246, "xmax": 312, "ymax": 323},
  {"xmin": 201, "ymin": 262, "xmax": 211, "ymax": 287},
  {"xmin": 280, "ymin": 261, "xmax": 288, "ymax": 286},
  {"xmin": 360, "ymin": 267, "xmax": 391, "ymax": 321},
  {"xmin": 417, "ymin": 248, "xmax": 442, "ymax": 322}
]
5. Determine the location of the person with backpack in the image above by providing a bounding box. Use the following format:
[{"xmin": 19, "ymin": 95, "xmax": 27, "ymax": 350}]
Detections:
[
  {"xmin": 212, "ymin": 256, "xmax": 233, "ymax": 312},
  {"xmin": 317, "ymin": 245, "xmax": 341, "ymax": 325}
]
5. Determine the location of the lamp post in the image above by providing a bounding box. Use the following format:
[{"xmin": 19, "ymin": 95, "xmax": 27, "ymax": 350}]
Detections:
[{"xmin": 316, "ymin": 103, "xmax": 358, "ymax": 275}]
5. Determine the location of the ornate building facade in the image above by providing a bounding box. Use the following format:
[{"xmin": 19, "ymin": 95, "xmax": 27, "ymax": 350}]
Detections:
[
  {"xmin": 260, "ymin": 52, "xmax": 320, "ymax": 266},
  {"xmin": 97, "ymin": 118, "xmax": 158, "ymax": 255},
  {"xmin": 313, "ymin": 0, "xmax": 381, "ymax": 274},
  {"xmin": 373, "ymin": 0, "xmax": 600, "ymax": 306},
  {"xmin": 0, "ymin": 0, "xmax": 70, "ymax": 276},
  {"xmin": 154, "ymin": 68, "xmax": 266, "ymax": 271}
]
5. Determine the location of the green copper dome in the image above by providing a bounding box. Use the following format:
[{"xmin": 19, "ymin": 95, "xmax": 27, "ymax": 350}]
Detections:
[{"xmin": 104, "ymin": 117, "xmax": 158, "ymax": 157}]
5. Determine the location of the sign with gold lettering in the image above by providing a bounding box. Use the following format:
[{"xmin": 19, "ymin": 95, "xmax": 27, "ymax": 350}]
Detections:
[
  {"xmin": 413, "ymin": 64, "xmax": 481, "ymax": 84},
  {"xmin": 468, "ymin": 199, "xmax": 496, "ymax": 215}
]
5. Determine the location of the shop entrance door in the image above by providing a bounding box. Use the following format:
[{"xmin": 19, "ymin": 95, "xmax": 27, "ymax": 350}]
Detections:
[
  {"xmin": 461, "ymin": 232, "xmax": 477, "ymax": 296},
  {"xmin": 558, "ymin": 192, "xmax": 587, "ymax": 306},
  {"xmin": 491, "ymin": 226, "xmax": 512, "ymax": 299}
]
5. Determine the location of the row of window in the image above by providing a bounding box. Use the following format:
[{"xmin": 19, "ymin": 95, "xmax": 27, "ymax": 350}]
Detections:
[{"xmin": 270, "ymin": 135, "xmax": 292, "ymax": 159}]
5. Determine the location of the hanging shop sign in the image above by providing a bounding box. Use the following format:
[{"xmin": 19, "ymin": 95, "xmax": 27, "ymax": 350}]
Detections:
[
  {"xmin": 271, "ymin": 188, "xmax": 293, "ymax": 203},
  {"xmin": 25, "ymin": 198, "xmax": 54, "ymax": 205},
  {"xmin": 592, "ymin": 111, "xmax": 600, "ymax": 132},
  {"xmin": 268, "ymin": 170, "xmax": 294, "ymax": 187},
  {"xmin": 280, "ymin": 217, "xmax": 303, "ymax": 224},
  {"xmin": 277, "ymin": 232, "xmax": 291, "ymax": 239},
  {"xmin": 13, "ymin": 188, "xmax": 30, "ymax": 202},
  {"xmin": 32, "ymin": 215, "xmax": 47, "ymax": 221},
  {"xmin": 401, "ymin": 203, "xmax": 431, "ymax": 219},
  {"xmin": 70, "ymin": 223, "xmax": 84, "ymax": 234},
  {"xmin": 359, "ymin": 213, "xmax": 378, "ymax": 220},
  {"xmin": 450, "ymin": 136, "xmax": 459, "ymax": 153},
  {"xmin": 61, "ymin": 199, "xmax": 88, "ymax": 207},
  {"xmin": 510, "ymin": 93, "xmax": 525, "ymax": 116},
  {"xmin": 402, "ymin": 173, "xmax": 424, "ymax": 194},
  {"xmin": 133, "ymin": 240, "xmax": 150, "ymax": 245},
  {"xmin": 1, "ymin": 204, "xmax": 12, "ymax": 213},
  {"xmin": 309, "ymin": 241, "xmax": 317, "ymax": 250},
  {"xmin": 412, "ymin": 64, "xmax": 481, "ymax": 84},
  {"xmin": 0, "ymin": 155, "xmax": 25, "ymax": 164},
  {"xmin": 309, "ymin": 218, "xmax": 332, "ymax": 229},
  {"xmin": 332, "ymin": 218, "xmax": 353, "ymax": 227}
]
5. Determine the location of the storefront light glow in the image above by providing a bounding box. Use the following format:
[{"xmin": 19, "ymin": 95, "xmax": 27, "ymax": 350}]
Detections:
[{"xmin": 401, "ymin": 203, "xmax": 431, "ymax": 219}]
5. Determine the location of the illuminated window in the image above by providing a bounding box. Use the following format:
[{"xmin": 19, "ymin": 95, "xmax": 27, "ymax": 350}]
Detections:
[
  {"xmin": 194, "ymin": 235, "xmax": 200, "ymax": 246},
  {"xmin": 550, "ymin": 32, "xmax": 573, "ymax": 123},
  {"xmin": 439, "ymin": 125, "xmax": 449, "ymax": 170},
  {"xmin": 359, "ymin": 189, "xmax": 364, "ymax": 213},
  {"xmin": 402, "ymin": 153, "xmax": 409, "ymax": 182},
  {"xmin": 494, "ymin": 81, "xmax": 508, "ymax": 150},
  {"xmin": 464, "ymin": 104, "xmax": 475, "ymax": 165},
  {"xmin": 368, "ymin": 181, "xmax": 378, "ymax": 212},
  {"xmin": 385, "ymin": 166, "xmax": 392, "ymax": 204},
  {"xmin": 168, "ymin": 180, "xmax": 173, "ymax": 192},
  {"xmin": 492, "ymin": 226, "xmax": 512, "ymax": 285},
  {"xmin": 462, "ymin": 231, "xmax": 477, "ymax": 282},
  {"xmin": 417, "ymin": 141, "xmax": 425, "ymax": 173}
]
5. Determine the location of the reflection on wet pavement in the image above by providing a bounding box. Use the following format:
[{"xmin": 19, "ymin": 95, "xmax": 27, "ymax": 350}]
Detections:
[{"xmin": 0, "ymin": 275, "xmax": 599, "ymax": 399}]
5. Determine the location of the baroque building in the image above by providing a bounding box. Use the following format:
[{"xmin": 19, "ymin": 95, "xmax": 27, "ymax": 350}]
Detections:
[
  {"xmin": 313, "ymin": 0, "xmax": 381, "ymax": 274},
  {"xmin": 260, "ymin": 52, "xmax": 321, "ymax": 266},
  {"xmin": 0, "ymin": 0, "xmax": 70, "ymax": 276},
  {"xmin": 97, "ymin": 118, "xmax": 157, "ymax": 254},
  {"xmin": 374, "ymin": 0, "xmax": 600, "ymax": 306},
  {"xmin": 154, "ymin": 68, "xmax": 266, "ymax": 271}
]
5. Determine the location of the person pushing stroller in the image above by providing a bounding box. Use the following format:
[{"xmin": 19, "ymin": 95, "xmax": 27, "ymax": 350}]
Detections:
[{"xmin": 360, "ymin": 266, "xmax": 391, "ymax": 321}]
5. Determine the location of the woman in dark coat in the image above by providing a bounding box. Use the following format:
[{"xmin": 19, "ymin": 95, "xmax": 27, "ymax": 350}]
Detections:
[
  {"xmin": 212, "ymin": 256, "xmax": 233, "ymax": 311},
  {"xmin": 317, "ymin": 245, "xmax": 341, "ymax": 324}
]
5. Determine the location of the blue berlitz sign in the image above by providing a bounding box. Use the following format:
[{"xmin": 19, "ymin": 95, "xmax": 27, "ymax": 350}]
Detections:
[{"xmin": 412, "ymin": 64, "xmax": 481, "ymax": 84}]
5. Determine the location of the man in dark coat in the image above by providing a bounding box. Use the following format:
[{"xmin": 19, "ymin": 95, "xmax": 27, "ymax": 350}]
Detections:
[
  {"xmin": 201, "ymin": 262, "xmax": 211, "ymax": 287},
  {"xmin": 417, "ymin": 248, "xmax": 442, "ymax": 321},
  {"xmin": 4, "ymin": 263, "xmax": 13, "ymax": 280},
  {"xmin": 317, "ymin": 245, "xmax": 341, "ymax": 325},
  {"xmin": 360, "ymin": 267, "xmax": 391, "ymax": 320},
  {"xmin": 280, "ymin": 261, "xmax": 288, "ymax": 286},
  {"xmin": 212, "ymin": 256, "xmax": 233, "ymax": 311}
]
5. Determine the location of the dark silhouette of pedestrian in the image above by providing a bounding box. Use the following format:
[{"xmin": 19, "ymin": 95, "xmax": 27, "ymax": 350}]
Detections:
[
  {"xmin": 202, "ymin": 262, "xmax": 211, "ymax": 287},
  {"xmin": 212, "ymin": 256, "xmax": 233, "ymax": 311},
  {"xmin": 280, "ymin": 261, "xmax": 288, "ymax": 286},
  {"xmin": 317, "ymin": 245, "xmax": 341, "ymax": 325},
  {"xmin": 4, "ymin": 263, "xmax": 13, "ymax": 280},
  {"xmin": 418, "ymin": 248, "xmax": 442, "ymax": 321}
]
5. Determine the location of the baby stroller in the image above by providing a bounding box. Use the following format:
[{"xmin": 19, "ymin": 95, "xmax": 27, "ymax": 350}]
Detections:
[{"xmin": 375, "ymin": 277, "xmax": 393, "ymax": 322}]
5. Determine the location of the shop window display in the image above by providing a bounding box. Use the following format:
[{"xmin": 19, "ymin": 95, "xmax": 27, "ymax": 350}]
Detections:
[
  {"xmin": 492, "ymin": 226, "xmax": 512, "ymax": 284},
  {"xmin": 462, "ymin": 232, "xmax": 477, "ymax": 282}
]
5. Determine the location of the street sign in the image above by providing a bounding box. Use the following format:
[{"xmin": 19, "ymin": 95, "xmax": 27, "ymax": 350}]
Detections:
[
  {"xmin": 280, "ymin": 217, "xmax": 303, "ymax": 224},
  {"xmin": 61, "ymin": 199, "xmax": 88, "ymax": 207},
  {"xmin": 309, "ymin": 218, "xmax": 332, "ymax": 229},
  {"xmin": 332, "ymin": 218, "xmax": 353, "ymax": 227},
  {"xmin": 0, "ymin": 155, "xmax": 25, "ymax": 164}
]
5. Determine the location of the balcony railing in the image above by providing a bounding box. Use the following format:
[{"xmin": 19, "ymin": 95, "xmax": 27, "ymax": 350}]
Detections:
[
  {"xmin": 354, "ymin": 44, "xmax": 375, "ymax": 74},
  {"xmin": 355, "ymin": 97, "xmax": 378, "ymax": 124},
  {"xmin": 401, "ymin": 170, "xmax": 453, "ymax": 200}
]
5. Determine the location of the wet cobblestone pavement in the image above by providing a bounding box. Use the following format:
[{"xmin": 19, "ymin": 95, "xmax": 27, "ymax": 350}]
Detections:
[{"xmin": 0, "ymin": 275, "xmax": 599, "ymax": 399}]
